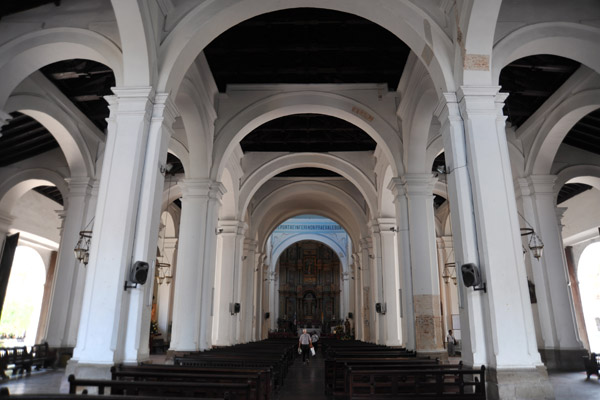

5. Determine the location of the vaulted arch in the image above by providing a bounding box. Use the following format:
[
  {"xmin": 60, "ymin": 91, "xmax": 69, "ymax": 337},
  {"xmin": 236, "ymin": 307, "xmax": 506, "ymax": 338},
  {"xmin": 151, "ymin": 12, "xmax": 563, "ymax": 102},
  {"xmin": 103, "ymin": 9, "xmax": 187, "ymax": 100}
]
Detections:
[
  {"xmin": 158, "ymin": 0, "xmax": 454, "ymax": 97},
  {"xmin": 212, "ymin": 91, "xmax": 404, "ymax": 181},
  {"xmin": 239, "ymin": 153, "xmax": 376, "ymax": 220},
  {"xmin": 0, "ymin": 27, "xmax": 123, "ymax": 108},
  {"xmin": 271, "ymin": 233, "xmax": 349, "ymax": 274},
  {"xmin": 0, "ymin": 168, "xmax": 68, "ymax": 212}
]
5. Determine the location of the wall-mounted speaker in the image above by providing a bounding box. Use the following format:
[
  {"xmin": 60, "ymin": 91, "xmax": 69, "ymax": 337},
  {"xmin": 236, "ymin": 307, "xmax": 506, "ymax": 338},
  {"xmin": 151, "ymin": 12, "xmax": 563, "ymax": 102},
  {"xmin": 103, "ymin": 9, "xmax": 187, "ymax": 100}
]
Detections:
[
  {"xmin": 130, "ymin": 261, "xmax": 149, "ymax": 284},
  {"xmin": 348, "ymin": 312, "xmax": 353, "ymax": 319},
  {"xmin": 265, "ymin": 312, "xmax": 270, "ymax": 319},
  {"xmin": 124, "ymin": 261, "xmax": 150, "ymax": 290},
  {"xmin": 460, "ymin": 263, "xmax": 481, "ymax": 288},
  {"xmin": 230, "ymin": 302, "xmax": 241, "ymax": 315},
  {"xmin": 375, "ymin": 303, "xmax": 382, "ymax": 313}
]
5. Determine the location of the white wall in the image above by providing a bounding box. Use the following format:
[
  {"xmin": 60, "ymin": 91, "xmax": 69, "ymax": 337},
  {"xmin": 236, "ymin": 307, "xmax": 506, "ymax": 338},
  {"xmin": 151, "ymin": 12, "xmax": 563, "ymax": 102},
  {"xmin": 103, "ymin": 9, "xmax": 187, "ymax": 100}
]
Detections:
[
  {"xmin": 561, "ymin": 188, "xmax": 600, "ymax": 243},
  {"xmin": 11, "ymin": 190, "xmax": 62, "ymax": 245}
]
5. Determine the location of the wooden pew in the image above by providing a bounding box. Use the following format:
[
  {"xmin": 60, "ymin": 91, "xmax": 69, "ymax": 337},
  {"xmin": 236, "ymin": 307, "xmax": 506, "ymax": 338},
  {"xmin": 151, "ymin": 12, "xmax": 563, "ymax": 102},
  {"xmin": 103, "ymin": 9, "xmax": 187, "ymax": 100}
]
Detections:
[
  {"xmin": 0, "ymin": 347, "xmax": 31, "ymax": 379},
  {"xmin": 68, "ymin": 374, "xmax": 251, "ymax": 399},
  {"xmin": 326, "ymin": 357, "xmax": 436, "ymax": 395},
  {"xmin": 111, "ymin": 365, "xmax": 270, "ymax": 400},
  {"xmin": 30, "ymin": 343, "xmax": 55, "ymax": 370},
  {"xmin": 0, "ymin": 387, "xmax": 225, "ymax": 399},
  {"xmin": 347, "ymin": 366, "xmax": 486, "ymax": 399},
  {"xmin": 174, "ymin": 356, "xmax": 285, "ymax": 389},
  {"xmin": 583, "ymin": 352, "xmax": 600, "ymax": 380}
]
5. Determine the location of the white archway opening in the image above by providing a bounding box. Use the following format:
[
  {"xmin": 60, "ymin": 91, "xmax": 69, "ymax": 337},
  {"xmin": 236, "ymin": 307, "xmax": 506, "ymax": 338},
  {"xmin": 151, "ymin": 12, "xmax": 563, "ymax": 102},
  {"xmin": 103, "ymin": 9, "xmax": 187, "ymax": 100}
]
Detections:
[
  {"xmin": 0, "ymin": 246, "xmax": 46, "ymax": 347},
  {"xmin": 577, "ymin": 242, "xmax": 600, "ymax": 353}
]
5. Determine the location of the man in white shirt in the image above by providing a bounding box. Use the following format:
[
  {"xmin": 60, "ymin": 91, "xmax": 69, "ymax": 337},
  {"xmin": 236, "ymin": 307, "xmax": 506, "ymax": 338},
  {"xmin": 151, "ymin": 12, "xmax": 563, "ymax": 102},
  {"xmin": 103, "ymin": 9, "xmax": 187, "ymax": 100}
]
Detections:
[{"xmin": 299, "ymin": 329, "xmax": 312, "ymax": 365}]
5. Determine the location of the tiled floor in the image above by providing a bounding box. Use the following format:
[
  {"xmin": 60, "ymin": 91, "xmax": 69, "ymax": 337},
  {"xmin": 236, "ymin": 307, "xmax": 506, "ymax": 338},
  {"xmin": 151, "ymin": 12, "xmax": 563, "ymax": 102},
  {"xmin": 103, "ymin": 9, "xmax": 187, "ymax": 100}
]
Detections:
[{"xmin": 0, "ymin": 357, "xmax": 599, "ymax": 399}]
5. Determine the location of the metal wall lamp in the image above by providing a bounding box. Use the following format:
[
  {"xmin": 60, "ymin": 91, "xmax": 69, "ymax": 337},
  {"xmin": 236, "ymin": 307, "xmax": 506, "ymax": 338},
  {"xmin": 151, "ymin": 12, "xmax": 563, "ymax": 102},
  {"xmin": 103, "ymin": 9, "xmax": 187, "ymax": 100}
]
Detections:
[
  {"xmin": 74, "ymin": 230, "xmax": 92, "ymax": 266},
  {"xmin": 520, "ymin": 228, "xmax": 544, "ymax": 260},
  {"xmin": 442, "ymin": 262, "xmax": 457, "ymax": 285}
]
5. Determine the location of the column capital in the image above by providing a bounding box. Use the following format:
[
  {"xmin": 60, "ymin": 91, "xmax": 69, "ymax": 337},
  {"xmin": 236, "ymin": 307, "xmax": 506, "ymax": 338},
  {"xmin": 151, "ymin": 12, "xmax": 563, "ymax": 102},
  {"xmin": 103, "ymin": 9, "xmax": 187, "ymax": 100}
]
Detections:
[
  {"xmin": 106, "ymin": 86, "xmax": 155, "ymax": 116},
  {"xmin": 434, "ymin": 92, "xmax": 460, "ymax": 121},
  {"xmin": 528, "ymin": 175, "xmax": 558, "ymax": 195},
  {"xmin": 401, "ymin": 173, "xmax": 437, "ymax": 196},
  {"xmin": 457, "ymin": 86, "xmax": 503, "ymax": 116},
  {"xmin": 376, "ymin": 217, "xmax": 397, "ymax": 234},
  {"xmin": 65, "ymin": 177, "xmax": 94, "ymax": 196},
  {"xmin": 179, "ymin": 179, "xmax": 226, "ymax": 200},
  {"xmin": 217, "ymin": 219, "xmax": 246, "ymax": 235},
  {"xmin": 152, "ymin": 93, "xmax": 179, "ymax": 126}
]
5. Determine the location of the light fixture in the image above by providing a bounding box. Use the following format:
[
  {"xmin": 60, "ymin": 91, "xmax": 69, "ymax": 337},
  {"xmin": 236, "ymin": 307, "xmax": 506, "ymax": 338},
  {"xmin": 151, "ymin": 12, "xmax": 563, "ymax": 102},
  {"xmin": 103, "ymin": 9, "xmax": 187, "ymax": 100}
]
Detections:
[
  {"xmin": 521, "ymin": 228, "xmax": 544, "ymax": 260},
  {"xmin": 160, "ymin": 162, "xmax": 173, "ymax": 176},
  {"xmin": 442, "ymin": 262, "xmax": 457, "ymax": 285},
  {"xmin": 74, "ymin": 230, "xmax": 92, "ymax": 265},
  {"xmin": 389, "ymin": 227, "xmax": 398, "ymax": 233},
  {"xmin": 74, "ymin": 217, "xmax": 94, "ymax": 266}
]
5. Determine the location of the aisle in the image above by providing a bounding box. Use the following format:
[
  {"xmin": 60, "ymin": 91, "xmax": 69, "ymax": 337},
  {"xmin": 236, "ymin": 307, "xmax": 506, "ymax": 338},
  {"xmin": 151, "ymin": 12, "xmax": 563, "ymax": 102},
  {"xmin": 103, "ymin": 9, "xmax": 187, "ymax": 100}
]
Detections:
[{"xmin": 275, "ymin": 348, "xmax": 327, "ymax": 400}]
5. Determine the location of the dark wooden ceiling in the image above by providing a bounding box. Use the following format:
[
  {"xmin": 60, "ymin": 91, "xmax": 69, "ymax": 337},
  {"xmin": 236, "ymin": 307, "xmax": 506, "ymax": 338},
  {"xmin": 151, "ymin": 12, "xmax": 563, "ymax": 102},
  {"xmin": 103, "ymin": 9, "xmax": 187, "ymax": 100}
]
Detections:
[
  {"xmin": 0, "ymin": 112, "xmax": 59, "ymax": 167},
  {"xmin": 240, "ymin": 114, "xmax": 376, "ymax": 153},
  {"xmin": 0, "ymin": 0, "xmax": 60, "ymax": 19},
  {"xmin": 204, "ymin": 8, "xmax": 411, "ymax": 92},
  {"xmin": 0, "ymin": 6, "xmax": 598, "ymax": 204}
]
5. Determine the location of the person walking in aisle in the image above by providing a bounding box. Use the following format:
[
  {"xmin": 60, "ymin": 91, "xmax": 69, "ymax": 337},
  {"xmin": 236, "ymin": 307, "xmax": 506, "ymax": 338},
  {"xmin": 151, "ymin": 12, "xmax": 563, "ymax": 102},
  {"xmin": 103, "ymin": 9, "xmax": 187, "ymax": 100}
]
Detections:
[
  {"xmin": 447, "ymin": 329, "xmax": 456, "ymax": 357},
  {"xmin": 299, "ymin": 328, "xmax": 312, "ymax": 365},
  {"xmin": 311, "ymin": 332, "xmax": 319, "ymax": 355}
]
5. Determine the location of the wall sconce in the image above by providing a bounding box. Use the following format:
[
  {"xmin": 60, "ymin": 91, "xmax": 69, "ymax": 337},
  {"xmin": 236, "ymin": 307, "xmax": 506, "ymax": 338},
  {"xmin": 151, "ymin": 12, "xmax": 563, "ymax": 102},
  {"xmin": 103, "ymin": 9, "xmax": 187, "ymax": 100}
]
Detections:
[
  {"xmin": 215, "ymin": 228, "xmax": 224, "ymax": 235},
  {"xmin": 442, "ymin": 262, "xmax": 457, "ymax": 285},
  {"xmin": 389, "ymin": 227, "xmax": 398, "ymax": 233},
  {"xmin": 156, "ymin": 262, "xmax": 172, "ymax": 285},
  {"xmin": 520, "ymin": 228, "xmax": 544, "ymax": 260},
  {"xmin": 74, "ymin": 230, "xmax": 92, "ymax": 265}
]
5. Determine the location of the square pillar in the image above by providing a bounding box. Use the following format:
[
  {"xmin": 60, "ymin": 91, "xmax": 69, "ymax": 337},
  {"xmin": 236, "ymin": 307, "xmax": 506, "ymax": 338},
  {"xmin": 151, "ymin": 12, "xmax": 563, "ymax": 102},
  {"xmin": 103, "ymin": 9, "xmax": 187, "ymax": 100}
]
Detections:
[
  {"xmin": 70, "ymin": 87, "xmax": 155, "ymax": 376},
  {"xmin": 518, "ymin": 175, "xmax": 586, "ymax": 370}
]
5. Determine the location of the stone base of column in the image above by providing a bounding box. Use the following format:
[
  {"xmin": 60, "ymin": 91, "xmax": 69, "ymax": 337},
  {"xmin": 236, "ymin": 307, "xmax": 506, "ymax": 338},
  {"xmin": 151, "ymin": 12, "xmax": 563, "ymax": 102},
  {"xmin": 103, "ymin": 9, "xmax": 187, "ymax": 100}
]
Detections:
[
  {"xmin": 539, "ymin": 348, "xmax": 588, "ymax": 371},
  {"xmin": 49, "ymin": 346, "xmax": 74, "ymax": 367},
  {"xmin": 487, "ymin": 366, "xmax": 555, "ymax": 400},
  {"xmin": 416, "ymin": 349, "xmax": 448, "ymax": 361}
]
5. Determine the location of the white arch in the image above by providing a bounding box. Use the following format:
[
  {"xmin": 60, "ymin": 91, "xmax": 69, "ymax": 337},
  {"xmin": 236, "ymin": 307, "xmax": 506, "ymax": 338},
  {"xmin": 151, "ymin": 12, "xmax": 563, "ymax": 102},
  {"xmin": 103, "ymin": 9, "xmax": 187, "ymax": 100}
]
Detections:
[
  {"xmin": 168, "ymin": 139, "xmax": 191, "ymax": 178},
  {"xmin": 0, "ymin": 169, "xmax": 68, "ymax": 212},
  {"xmin": 213, "ymin": 91, "xmax": 404, "ymax": 180},
  {"xmin": 492, "ymin": 22, "xmax": 600, "ymax": 84},
  {"xmin": 158, "ymin": 0, "xmax": 454, "ymax": 97},
  {"xmin": 457, "ymin": 0, "xmax": 503, "ymax": 85},
  {"xmin": 554, "ymin": 165, "xmax": 600, "ymax": 203},
  {"xmin": 0, "ymin": 27, "xmax": 123, "ymax": 108},
  {"xmin": 239, "ymin": 153, "xmax": 376, "ymax": 219},
  {"xmin": 6, "ymin": 94, "xmax": 95, "ymax": 178},
  {"xmin": 160, "ymin": 180, "xmax": 183, "ymax": 213},
  {"xmin": 220, "ymin": 168, "xmax": 237, "ymax": 220},
  {"xmin": 251, "ymin": 181, "xmax": 368, "ymax": 252},
  {"xmin": 526, "ymin": 90, "xmax": 600, "ymax": 175},
  {"xmin": 271, "ymin": 233, "xmax": 348, "ymax": 274},
  {"xmin": 110, "ymin": 0, "xmax": 156, "ymax": 86}
]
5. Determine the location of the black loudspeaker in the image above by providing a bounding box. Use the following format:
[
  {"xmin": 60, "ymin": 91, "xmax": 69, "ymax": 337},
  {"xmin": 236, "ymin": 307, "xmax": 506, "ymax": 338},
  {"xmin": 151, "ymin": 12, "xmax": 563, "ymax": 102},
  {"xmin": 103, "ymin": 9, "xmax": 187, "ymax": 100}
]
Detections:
[
  {"xmin": 461, "ymin": 263, "xmax": 481, "ymax": 287},
  {"xmin": 130, "ymin": 261, "xmax": 149, "ymax": 284},
  {"xmin": 265, "ymin": 312, "xmax": 270, "ymax": 319},
  {"xmin": 348, "ymin": 312, "xmax": 353, "ymax": 319},
  {"xmin": 230, "ymin": 302, "xmax": 241, "ymax": 314},
  {"xmin": 375, "ymin": 303, "xmax": 382, "ymax": 313}
]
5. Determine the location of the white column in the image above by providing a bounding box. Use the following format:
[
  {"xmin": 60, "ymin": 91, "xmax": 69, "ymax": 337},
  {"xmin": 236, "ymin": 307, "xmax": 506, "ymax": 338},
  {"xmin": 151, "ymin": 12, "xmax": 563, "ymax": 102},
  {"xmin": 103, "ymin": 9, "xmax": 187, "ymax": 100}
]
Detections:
[
  {"xmin": 352, "ymin": 253, "xmax": 363, "ymax": 340},
  {"xmin": 156, "ymin": 236, "xmax": 177, "ymax": 337},
  {"xmin": 45, "ymin": 177, "xmax": 95, "ymax": 350},
  {"xmin": 360, "ymin": 238, "xmax": 376, "ymax": 343},
  {"xmin": 71, "ymin": 87, "xmax": 155, "ymax": 372},
  {"xmin": 123, "ymin": 93, "xmax": 177, "ymax": 363},
  {"xmin": 436, "ymin": 88, "xmax": 552, "ymax": 399},
  {"xmin": 241, "ymin": 239, "xmax": 257, "ymax": 343},
  {"xmin": 213, "ymin": 220, "xmax": 245, "ymax": 346},
  {"xmin": 377, "ymin": 218, "xmax": 402, "ymax": 346},
  {"xmin": 519, "ymin": 176, "xmax": 585, "ymax": 369},
  {"xmin": 388, "ymin": 180, "xmax": 416, "ymax": 351},
  {"xmin": 253, "ymin": 255, "xmax": 265, "ymax": 341},
  {"xmin": 403, "ymin": 174, "xmax": 444, "ymax": 355},
  {"xmin": 435, "ymin": 93, "xmax": 487, "ymax": 367}
]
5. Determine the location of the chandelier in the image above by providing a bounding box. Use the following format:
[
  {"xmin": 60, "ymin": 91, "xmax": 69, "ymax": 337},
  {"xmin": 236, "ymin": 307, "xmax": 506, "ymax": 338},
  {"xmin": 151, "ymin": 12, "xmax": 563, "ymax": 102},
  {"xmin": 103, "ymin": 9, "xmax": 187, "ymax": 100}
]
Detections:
[{"xmin": 74, "ymin": 217, "xmax": 94, "ymax": 266}]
